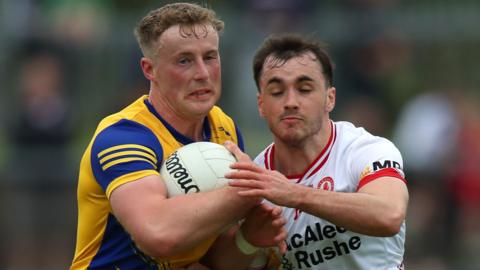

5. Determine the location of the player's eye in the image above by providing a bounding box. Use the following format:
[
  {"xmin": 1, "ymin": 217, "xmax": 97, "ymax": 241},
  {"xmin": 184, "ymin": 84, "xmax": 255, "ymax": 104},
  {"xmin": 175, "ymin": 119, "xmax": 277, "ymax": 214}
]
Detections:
[
  {"xmin": 270, "ymin": 90, "xmax": 283, "ymax": 97},
  {"xmin": 297, "ymin": 82, "xmax": 313, "ymax": 93},
  {"xmin": 178, "ymin": 58, "xmax": 191, "ymax": 65},
  {"xmin": 299, "ymin": 88, "xmax": 312, "ymax": 93},
  {"xmin": 265, "ymin": 82, "xmax": 285, "ymax": 97},
  {"xmin": 204, "ymin": 53, "xmax": 218, "ymax": 61}
]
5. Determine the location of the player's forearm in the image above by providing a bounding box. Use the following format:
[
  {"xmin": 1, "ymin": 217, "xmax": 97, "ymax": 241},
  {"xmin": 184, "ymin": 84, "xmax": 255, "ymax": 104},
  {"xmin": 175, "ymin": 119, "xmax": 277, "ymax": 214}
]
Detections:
[
  {"xmin": 140, "ymin": 187, "xmax": 257, "ymax": 256},
  {"xmin": 295, "ymin": 187, "xmax": 405, "ymax": 236}
]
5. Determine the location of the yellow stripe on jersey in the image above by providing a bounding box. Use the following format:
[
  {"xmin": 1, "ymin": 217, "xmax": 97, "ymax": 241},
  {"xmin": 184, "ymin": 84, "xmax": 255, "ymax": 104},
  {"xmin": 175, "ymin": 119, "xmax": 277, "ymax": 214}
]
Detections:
[
  {"xmin": 97, "ymin": 144, "xmax": 156, "ymax": 159},
  {"xmin": 99, "ymin": 150, "xmax": 156, "ymax": 165},
  {"xmin": 158, "ymin": 261, "xmax": 171, "ymax": 270},
  {"xmin": 102, "ymin": 157, "xmax": 157, "ymax": 171},
  {"xmin": 106, "ymin": 169, "xmax": 159, "ymax": 198}
]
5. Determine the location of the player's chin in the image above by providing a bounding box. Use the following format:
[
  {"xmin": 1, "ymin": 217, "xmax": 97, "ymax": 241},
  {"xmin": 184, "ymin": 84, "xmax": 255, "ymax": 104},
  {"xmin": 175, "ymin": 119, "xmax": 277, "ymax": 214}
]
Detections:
[
  {"xmin": 273, "ymin": 125, "xmax": 304, "ymax": 139},
  {"xmin": 279, "ymin": 132, "xmax": 306, "ymax": 146},
  {"xmin": 187, "ymin": 101, "xmax": 216, "ymax": 115}
]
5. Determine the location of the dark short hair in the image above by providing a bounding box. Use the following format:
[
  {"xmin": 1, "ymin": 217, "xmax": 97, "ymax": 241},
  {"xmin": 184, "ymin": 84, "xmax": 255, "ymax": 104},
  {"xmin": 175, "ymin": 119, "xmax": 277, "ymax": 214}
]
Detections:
[
  {"xmin": 134, "ymin": 2, "xmax": 224, "ymax": 57},
  {"xmin": 253, "ymin": 34, "xmax": 334, "ymax": 91}
]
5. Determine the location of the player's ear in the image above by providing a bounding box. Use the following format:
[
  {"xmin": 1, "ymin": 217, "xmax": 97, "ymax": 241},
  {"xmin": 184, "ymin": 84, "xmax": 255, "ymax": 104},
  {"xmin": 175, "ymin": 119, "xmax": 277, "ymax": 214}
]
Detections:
[
  {"xmin": 326, "ymin": 86, "xmax": 336, "ymax": 112},
  {"xmin": 140, "ymin": 57, "xmax": 155, "ymax": 81},
  {"xmin": 257, "ymin": 92, "xmax": 265, "ymax": 118}
]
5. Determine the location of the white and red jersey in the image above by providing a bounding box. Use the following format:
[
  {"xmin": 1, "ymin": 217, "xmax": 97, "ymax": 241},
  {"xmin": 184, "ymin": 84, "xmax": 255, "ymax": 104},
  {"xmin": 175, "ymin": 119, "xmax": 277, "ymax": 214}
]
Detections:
[{"xmin": 254, "ymin": 121, "xmax": 406, "ymax": 270}]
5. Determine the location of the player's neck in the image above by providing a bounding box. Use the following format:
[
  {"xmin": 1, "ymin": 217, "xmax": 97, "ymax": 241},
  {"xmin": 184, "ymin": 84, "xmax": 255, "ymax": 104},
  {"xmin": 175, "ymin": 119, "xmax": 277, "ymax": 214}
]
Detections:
[
  {"xmin": 148, "ymin": 94, "xmax": 205, "ymax": 141},
  {"xmin": 274, "ymin": 120, "xmax": 332, "ymax": 176}
]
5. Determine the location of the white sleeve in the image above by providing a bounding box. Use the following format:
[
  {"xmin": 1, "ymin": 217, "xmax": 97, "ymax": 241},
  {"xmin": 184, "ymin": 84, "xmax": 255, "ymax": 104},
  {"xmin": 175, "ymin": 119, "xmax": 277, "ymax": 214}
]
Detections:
[{"xmin": 347, "ymin": 135, "xmax": 405, "ymax": 190}]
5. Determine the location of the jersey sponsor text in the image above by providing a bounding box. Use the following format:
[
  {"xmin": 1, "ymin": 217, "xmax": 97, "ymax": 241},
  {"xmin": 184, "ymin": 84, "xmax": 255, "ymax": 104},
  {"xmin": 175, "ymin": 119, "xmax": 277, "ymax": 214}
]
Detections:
[{"xmin": 284, "ymin": 222, "xmax": 361, "ymax": 269}]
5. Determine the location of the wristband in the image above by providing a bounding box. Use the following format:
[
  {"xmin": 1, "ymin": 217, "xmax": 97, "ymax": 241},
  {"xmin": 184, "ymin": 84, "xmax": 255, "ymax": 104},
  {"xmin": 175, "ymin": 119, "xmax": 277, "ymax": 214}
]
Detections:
[{"xmin": 235, "ymin": 229, "xmax": 259, "ymax": 255}]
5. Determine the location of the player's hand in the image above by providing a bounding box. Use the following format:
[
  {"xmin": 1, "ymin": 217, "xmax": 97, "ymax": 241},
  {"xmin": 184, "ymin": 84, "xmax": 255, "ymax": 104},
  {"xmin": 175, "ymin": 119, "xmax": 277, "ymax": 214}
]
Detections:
[
  {"xmin": 223, "ymin": 141, "xmax": 262, "ymax": 205},
  {"xmin": 240, "ymin": 203, "xmax": 287, "ymax": 254},
  {"xmin": 224, "ymin": 140, "xmax": 252, "ymax": 162},
  {"xmin": 224, "ymin": 142, "xmax": 302, "ymax": 208}
]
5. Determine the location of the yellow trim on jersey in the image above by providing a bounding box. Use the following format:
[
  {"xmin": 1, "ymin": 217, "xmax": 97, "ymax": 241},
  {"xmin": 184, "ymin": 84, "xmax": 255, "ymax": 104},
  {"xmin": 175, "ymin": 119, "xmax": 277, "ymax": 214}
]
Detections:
[
  {"xmin": 102, "ymin": 157, "xmax": 157, "ymax": 171},
  {"xmin": 99, "ymin": 150, "xmax": 157, "ymax": 165},
  {"xmin": 97, "ymin": 144, "xmax": 156, "ymax": 159},
  {"xmin": 158, "ymin": 261, "xmax": 171, "ymax": 270},
  {"xmin": 106, "ymin": 169, "xmax": 160, "ymax": 198}
]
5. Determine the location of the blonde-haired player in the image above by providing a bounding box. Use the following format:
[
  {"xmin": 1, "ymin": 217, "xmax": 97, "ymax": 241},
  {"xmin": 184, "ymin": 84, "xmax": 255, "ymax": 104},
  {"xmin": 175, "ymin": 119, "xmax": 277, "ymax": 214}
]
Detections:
[{"xmin": 71, "ymin": 3, "xmax": 286, "ymax": 269}]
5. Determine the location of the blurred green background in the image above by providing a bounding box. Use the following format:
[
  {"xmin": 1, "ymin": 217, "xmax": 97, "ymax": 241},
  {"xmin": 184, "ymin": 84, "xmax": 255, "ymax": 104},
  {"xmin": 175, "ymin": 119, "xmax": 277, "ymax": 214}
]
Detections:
[{"xmin": 1, "ymin": 0, "xmax": 479, "ymax": 269}]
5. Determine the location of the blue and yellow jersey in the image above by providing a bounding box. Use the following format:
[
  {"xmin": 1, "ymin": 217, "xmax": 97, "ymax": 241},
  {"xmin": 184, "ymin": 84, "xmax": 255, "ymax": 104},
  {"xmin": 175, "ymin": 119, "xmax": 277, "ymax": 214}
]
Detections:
[{"xmin": 71, "ymin": 95, "xmax": 243, "ymax": 270}]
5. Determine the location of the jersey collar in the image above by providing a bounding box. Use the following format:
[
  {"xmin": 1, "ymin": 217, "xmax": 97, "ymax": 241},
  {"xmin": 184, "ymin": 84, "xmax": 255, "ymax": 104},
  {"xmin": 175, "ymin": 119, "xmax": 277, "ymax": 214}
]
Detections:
[
  {"xmin": 265, "ymin": 121, "xmax": 337, "ymax": 183},
  {"xmin": 144, "ymin": 98, "xmax": 212, "ymax": 145}
]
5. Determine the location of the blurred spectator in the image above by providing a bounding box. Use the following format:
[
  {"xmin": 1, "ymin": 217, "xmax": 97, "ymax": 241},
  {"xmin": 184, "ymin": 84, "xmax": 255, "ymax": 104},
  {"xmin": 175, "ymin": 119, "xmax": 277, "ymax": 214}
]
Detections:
[
  {"xmin": 392, "ymin": 91, "xmax": 458, "ymax": 269},
  {"xmin": 44, "ymin": 0, "xmax": 113, "ymax": 47},
  {"xmin": 8, "ymin": 40, "xmax": 73, "ymax": 174},
  {"xmin": 393, "ymin": 90, "xmax": 480, "ymax": 269},
  {"xmin": 3, "ymin": 39, "xmax": 75, "ymax": 270},
  {"xmin": 10, "ymin": 42, "xmax": 71, "ymax": 149},
  {"xmin": 394, "ymin": 92, "xmax": 458, "ymax": 173},
  {"xmin": 446, "ymin": 93, "xmax": 480, "ymax": 269}
]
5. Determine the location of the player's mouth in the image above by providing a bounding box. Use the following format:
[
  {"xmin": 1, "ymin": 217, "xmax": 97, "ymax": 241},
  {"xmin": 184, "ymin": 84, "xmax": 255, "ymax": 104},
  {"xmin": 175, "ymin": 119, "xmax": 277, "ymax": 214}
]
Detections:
[
  {"xmin": 188, "ymin": 89, "xmax": 213, "ymax": 100},
  {"xmin": 281, "ymin": 115, "xmax": 303, "ymax": 124}
]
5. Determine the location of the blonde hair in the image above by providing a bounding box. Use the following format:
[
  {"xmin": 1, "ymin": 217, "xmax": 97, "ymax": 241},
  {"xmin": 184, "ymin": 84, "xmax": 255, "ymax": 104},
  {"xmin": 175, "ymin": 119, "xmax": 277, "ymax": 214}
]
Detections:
[{"xmin": 134, "ymin": 2, "xmax": 224, "ymax": 57}]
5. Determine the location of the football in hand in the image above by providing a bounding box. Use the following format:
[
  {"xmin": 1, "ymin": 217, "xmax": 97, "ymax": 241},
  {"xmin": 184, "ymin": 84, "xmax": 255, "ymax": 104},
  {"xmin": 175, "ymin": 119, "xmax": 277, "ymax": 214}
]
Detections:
[{"xmin": 160, "ymin": 142, "xmax": 237, "ymax": 197}]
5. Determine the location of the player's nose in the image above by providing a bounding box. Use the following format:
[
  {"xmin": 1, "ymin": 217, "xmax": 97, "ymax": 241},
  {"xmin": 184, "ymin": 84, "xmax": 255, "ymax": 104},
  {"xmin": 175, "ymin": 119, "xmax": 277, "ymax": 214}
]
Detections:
[
  {"xmin": 284, "ymin": 89, "xmax": 299, "ymax": 109},
  {"xmin": 193, "ymin": 60, "xmax": 209, "ymax": 80}
]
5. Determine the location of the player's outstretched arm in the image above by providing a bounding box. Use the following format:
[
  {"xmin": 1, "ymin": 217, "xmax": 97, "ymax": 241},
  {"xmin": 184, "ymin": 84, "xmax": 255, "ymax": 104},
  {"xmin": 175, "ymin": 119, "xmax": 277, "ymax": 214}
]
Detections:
[
  {"xmin": 202, "ymin": 203, "xmax": 287, "ymax": 270},
  {"xmin": 110, "ymin": 174, "xmax": 258, "ymax": 259},
  {"xmin": 225, "ymin": 142, "xmax": 409, "ymax": 237},
  {"xmin": 297, "ymin": 177, "xmax": 408, "ymax": 236}
]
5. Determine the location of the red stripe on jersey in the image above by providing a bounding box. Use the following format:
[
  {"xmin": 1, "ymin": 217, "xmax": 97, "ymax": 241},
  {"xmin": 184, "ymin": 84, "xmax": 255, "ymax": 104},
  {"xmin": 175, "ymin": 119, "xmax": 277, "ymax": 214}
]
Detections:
[
  {"xmin": 304, "ymin": 123, "xmax": 337, "ymax": 180},
  {"xmin": 264, "ymin": 145, "xmax": 273, "ymax": 170},
  {"xmin": 357, "ymin": 168, "xmax": 406, "ymax": 191},
  {"xmin": 289, "ymin": 174, "xmax": 303, "ymax": 181},
  {"xmin": 268, "ymin": 145, "xmax": 274, "ymax": 170},
  {"xmin": 297, "ymin": 121, "xmax": 335, "ymax": 180}
]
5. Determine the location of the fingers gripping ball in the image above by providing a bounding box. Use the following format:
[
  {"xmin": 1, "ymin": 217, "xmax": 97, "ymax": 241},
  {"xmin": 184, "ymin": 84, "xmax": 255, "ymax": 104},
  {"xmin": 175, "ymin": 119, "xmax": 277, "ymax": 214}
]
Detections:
[{"xmin": 160, "ymin": 142, "xmax": 237, "ymax": 197}]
